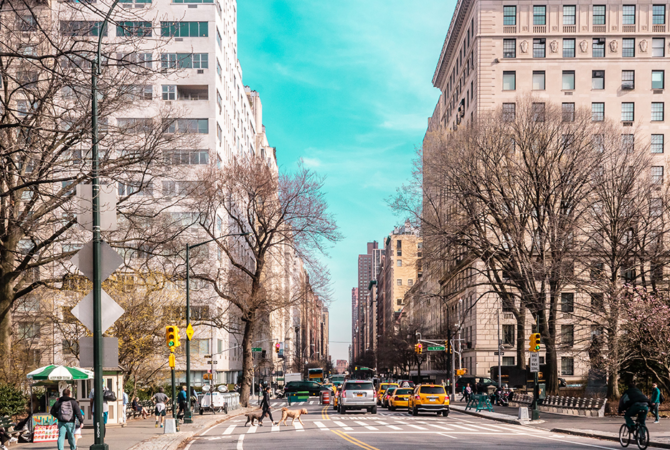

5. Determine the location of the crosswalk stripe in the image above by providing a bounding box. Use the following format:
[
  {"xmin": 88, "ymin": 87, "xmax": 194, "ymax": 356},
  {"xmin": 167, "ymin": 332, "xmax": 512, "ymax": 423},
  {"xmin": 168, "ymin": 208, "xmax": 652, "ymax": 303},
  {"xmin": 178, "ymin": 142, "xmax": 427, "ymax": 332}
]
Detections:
[
  {"xmin": 271, "ymin": 424, "xmax": 280, "ymax": 432},
  {"xmin": 314, "ymin": 421, "xmax": 329, "ymax": 430},
  {"xmin": 236, "ymin": 435, "xmax": 244, "ymax": 450},
  {"xmin": 354, "ymin": 421, "xmax": 378, "ymax": 430},
  {"xmin": 309, "ymin": 401, "xmax": 316, "ymax": 405},
  {"xmin": 407, "ymin": 424, "xmax": 428, "ymax": 430},
  {"xmin": 247, "ymin": 425, "xmax": 257, "ymax": 434},
  {"xmin": 294, "ymin": 422, "xmax": 304, "ymax": 432},
  {"xmin": 334, "ymin": 421, "xmax": 353, "ymax": 431},
  {"xmin": 429, "ymin": 424, "xmax": 454, "ymax": 431},
  {"xmin": 223, "ymin": 425, "xmax": 236, "ymax": 435},
  {"xmin": 446, "ymin": 423, "xmax": 478, "ymax": 431}
]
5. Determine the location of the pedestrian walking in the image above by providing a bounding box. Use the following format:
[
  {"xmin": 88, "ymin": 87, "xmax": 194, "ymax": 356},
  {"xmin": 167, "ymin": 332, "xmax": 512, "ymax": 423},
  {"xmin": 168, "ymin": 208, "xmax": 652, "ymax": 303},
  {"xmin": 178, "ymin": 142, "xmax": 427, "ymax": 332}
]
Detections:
[
  {"xmin": 88, "ymin": 388, "xmax": 110, "ymax": 424},
  {"xmin": 121, "ymin": 391, "xmax": 129, "ymax": 427},
  {"xmin": 177, "ymin": 386, "xmax": 188, "ymax": 420},
  {"xmin": 50, "ymin": 388, "xmax": 84, "ymax": 450},
  {"xmin": 459, "ymin": 384, "xmax": 467, "ymax": 401},
  {"xmin": 465, "ymin": 384, "xmax": 473, "ymax": 402},
  {"xmin": 651, "ymin": 383, "xmax": 663, "ymax": 424},
  {"xmin": 152, "ymin": 387, "xmax": 169, "ymax": 428},
  {"xmin": 260, "ymin": 386, "xmax": 277, "ymax": 425},
  {"xmin": 74, "ymin": 407, "xmax": 84, "ymax": 446}
]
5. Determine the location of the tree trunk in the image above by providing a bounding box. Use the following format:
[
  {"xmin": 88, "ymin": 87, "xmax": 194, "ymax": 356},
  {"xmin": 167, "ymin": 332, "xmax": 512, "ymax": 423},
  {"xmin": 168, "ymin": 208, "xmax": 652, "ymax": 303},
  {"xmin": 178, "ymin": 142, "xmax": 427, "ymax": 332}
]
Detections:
[
  {"xmin": 239, "ymin": 315, "xmax": 255, "ymax": 407},
  {"xmin": 516, "ymin": 307, "xmax": 526, "ymax": 370},
  {"xmin": 607, "ymin": 316, "xmax": 621, "ymax": 400},
  {"xmin": 0, "ymin": 279, "xmax": 14, "ymax": 367}
]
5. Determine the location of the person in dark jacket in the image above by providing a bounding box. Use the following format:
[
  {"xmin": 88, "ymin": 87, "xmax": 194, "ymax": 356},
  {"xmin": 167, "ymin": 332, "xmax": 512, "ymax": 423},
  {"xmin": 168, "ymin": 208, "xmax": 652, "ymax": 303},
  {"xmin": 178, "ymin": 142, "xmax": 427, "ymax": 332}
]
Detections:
[
  {"xmin": 177, "ymin": 386, "xmax": 188, "ymax": 420},
  {"xmin": 260, "ymin": 386, "xmax": 277, "ymax": 425},
  {"xmin": 50, "ymin": 389, "xmax": 84, "ymax": 450},
  {"xmin": 619, "ymin": 382, "xmax": 652, "ymax": 430},
  {"xmin": 651, "ymin": 383, "xmax": 662, "ymax": 423}
]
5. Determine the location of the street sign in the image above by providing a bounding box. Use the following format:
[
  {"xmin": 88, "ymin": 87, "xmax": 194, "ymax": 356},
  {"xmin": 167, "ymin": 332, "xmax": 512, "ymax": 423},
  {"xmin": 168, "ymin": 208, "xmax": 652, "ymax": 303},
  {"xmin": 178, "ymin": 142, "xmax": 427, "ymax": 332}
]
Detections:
[
  {"xmin": 427, "ymin": 346, "xmax": 446, "ymax": 351},
  {"xmin": 71, "ymin": 290, "xmax": 124, "ymax": 333},
  {"xmin": 252, "ymin": 348, "xmax": 262, "ymax": 352},
  {"xmin": 204, "ymin": 355, "xmax": 212, "ymax": 359},
  {"xmin": 494, "ymin": 351, "xmax": 504, "ymax": 356},
  {"xmin": 186, "ymin": 323, "xmax": 194, "ymax": 341},
  {"xmin": 206, "ymin": 361, "xmax": 218, "ymax": 365},
  {"xmin": 530, "ymin": 352, "xmax": 540, "ymax": 372},
  {"xmin": 75, "ymin": 184, "xmax": 118, "ymax": 232},
  {"xmin": 70, "ymin": 240, "xmax": 123, "ymax": 284}
]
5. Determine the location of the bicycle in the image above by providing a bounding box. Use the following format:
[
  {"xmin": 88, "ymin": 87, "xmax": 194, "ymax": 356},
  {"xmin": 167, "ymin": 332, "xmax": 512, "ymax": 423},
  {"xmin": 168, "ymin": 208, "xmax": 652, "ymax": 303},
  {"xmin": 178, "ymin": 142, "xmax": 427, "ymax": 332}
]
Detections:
[{"xmin": 619, "ymin": 418, "xmax": 650, "ymax": 450}]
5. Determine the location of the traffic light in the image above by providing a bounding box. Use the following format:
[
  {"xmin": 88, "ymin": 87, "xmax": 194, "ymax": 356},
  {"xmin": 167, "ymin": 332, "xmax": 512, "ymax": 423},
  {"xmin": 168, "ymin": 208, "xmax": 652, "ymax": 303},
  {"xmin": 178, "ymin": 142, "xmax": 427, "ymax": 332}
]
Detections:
[
  {"xmin": 415, "ymin": 343, "xmax": 423, "ymax": 355},
  {"xmin": 169, "ymin": 353, "xmax": 175, "ymax": 368},
  {"xmin": 166, "ymin": 325, "xmax": 180, "ymax": 350},
  {"xmin": 529, "ymin": 333, "xmax": 541, "ymax": 352},
  {"xmin": 445, "ymin": 340, "xmax": 452, "ymax": 354},
  {"xmin": 275, "ymin": 342, "xmax": 280, "ymax": 354}
]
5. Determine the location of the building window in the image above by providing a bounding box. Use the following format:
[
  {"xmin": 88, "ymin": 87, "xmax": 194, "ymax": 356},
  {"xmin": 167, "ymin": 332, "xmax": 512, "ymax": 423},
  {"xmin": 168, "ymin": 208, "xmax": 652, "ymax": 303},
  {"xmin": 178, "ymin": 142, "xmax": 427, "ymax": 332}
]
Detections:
[
  {"xmin": 503, "ymin": 39, "xmax": 516, "ymax": 58},
  {"xmin": 562, "ymin": 103, "xmax": 575, "ymax": 122},
  {"xmin": 503, "ymin": 325, "xmax": 515, "ymax": 346},
  {"xmin": 533, "ymin": 6, "xmax": 546, "ymax": 25},
  {"xmin": 591, "ymin": 70, "xmax": 604, "ymax": 90},
  {"xmin": 622, "ymin": 70, "xmax": 635, "ymax": 90},
  {"xmin": 591, "ymin": 292, "xmax": 604, "ymax": 307},
  {"xmin": 652, "ymin": 38, "xmax": 665, "ymax": 57},
  {"xmin": 193, "ymin": 339, "xmax": 209, "ymax": 354},
  {"xmin": 652, "ymin": 70, "xmax": 665, "ymax": 90},
  {"xmin": 652, "ymin": 102, "xmax": 665, "ymax": 121},
  {"xmin": 502, "ymin": 71, "xmax": 516, "ymax": 90},
  {"xmin": 593, "ymin": 38, "xmax": 605, "ymax": 57},
  {"xmin": 622, "ymin": 134, "xmax": 635, "ymax": 152},
  {"xmin": 652, "ymin": 134, "xmax": 665, "ymax": 153},
  {"xmin": 622, "ymin": 5, "xmax": 636, "ymax": 25},
  {"xmin": 622, "ymin": 38, "xmax": 635, "ymax": 57},
  {"xmin": 621, "ymin": 102, "xmax": 634, "ymax": 122},
  {"xmin": 532, "ymin": 71, "xmax": 545, "ymax": 90},
  {"xmin": 503, "ymin": 6, "xmax": 517, "ymax": 25},
  {"xmin": 162, "ymin": 85, "xmax": 176, "ymax": 100},
  {"xmin": 532, "ymin": 103, "xmax": 545, "ymax": 122},
  {"xmin": 561, "ymin": 357, "xmax": 574, "ymax": 376},
  {"xmin": 563, "ymin": 39, "xmax": 575, "ymax": 57},
  {"xmin": 533, "ymin": 38, "xmax": 546, "ymax": 58},
  {"xmin": 407, "ymin": 279, "xmax": 413, "ymax": 286},
  {"xmin": 164, "ymin": 150, "xmax": 209, "ymax": 165},
  {"xmin": 160, "ymin": 21, "xmax": 208, "ymax": 37},
  {"xmin": 18, "ymin": 322, "xmax": 40, "ymax": 339},
  {"xmin": 502, "ymin": 356, "xmax": 515, "ymax": 366},
  {"xmin": 397, "ymin": 260, "xmax": 402, "ymax": 267},
  {"xmin": 116, "ymin": 21, "xmax": 152, "ymax": 37},
  {"xmin": 396, "ymin": 298, "xmax": 402, "ymax": 305},
  {"xmin": 561, "ymin": 324, "xmax": 574, "ymax": 347},
  {"xmin": 563, "ymin": 5, "xmax": 576, "ymax": 24},
  {"xmin": 593, "ymin": 5, "xmax": 606, "ymax": 25},
  {"xmin": 653, "ymin": 5, "xmax": 666, "ymax": 24},
  {"xmin": 502, "ymin": 103, "xmax": 516, "ymax": 121},
  {"xmin": 652, "ymin": 166, "xmax": 664, "ymax": 184},
  {"xmin": 561, "ymin": 293, "xmax": 574, "ymax": 312},
  {"xmin": 562, "ymin": 71, "xmax": 575, "ymax": 90},
  {"xmin": 164, "ymin": 119, "xmax": 209, "ymax": 134}
]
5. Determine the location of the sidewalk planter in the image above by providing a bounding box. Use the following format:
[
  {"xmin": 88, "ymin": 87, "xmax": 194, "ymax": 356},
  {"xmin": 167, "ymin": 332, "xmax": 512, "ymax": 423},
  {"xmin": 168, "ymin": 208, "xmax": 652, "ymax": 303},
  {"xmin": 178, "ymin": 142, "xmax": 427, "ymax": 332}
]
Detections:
[{"xmin": 509, "ymin": 393, "xmax": 606, "ymax": 417}]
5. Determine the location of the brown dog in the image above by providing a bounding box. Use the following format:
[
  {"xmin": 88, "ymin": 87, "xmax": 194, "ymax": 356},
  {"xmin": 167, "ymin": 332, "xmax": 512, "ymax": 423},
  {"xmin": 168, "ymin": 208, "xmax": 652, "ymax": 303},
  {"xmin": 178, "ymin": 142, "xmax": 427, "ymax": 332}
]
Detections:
[
  {"xmin": 280, "ymin": 407, "xmax": 308, "ymax": 426},
  {"xmin": 244, "ymin": 409, "xmax": 268, "ymax": 427}
]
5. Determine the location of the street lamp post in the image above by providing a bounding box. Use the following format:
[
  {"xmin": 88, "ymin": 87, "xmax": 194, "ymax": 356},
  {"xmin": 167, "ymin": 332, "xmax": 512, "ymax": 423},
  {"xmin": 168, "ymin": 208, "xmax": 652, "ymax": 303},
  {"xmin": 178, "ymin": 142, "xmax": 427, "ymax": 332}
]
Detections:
[
  {"xmin": 90, "ymin": 3, "xmax": 120, "ymax": 449},
  {"xmin": 184, "ymin": 232, "xmax": 248, "ymax": 423}
]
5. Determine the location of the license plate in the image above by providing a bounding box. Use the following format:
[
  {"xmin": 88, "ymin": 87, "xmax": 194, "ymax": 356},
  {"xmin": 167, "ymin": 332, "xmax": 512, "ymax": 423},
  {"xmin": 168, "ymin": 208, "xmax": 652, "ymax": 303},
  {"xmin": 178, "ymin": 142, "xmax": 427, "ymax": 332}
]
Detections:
[{"xmin": 356, "ymin": 393, "xmax": 363, "ymax": 397}]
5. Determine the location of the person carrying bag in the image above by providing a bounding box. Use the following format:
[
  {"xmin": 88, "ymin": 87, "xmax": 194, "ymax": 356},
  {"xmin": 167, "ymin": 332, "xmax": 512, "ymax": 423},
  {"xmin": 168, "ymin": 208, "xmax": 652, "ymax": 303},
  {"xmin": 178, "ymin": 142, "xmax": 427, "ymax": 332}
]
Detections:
[{"xmin": 50, "ymin": 389, "xmax": 84, "ymax": 450}]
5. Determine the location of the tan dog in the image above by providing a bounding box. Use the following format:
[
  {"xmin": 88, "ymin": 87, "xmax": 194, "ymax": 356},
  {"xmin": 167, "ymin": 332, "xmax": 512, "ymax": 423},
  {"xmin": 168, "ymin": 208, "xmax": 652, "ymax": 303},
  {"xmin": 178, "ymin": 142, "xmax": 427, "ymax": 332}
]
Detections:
[
  {"xmin": 280, "ymin": 407, "xmax": 308, "ymax": 426},
  {"xmin": 244, "ymin": 409, "xmax": 268, "ymax": 427}
]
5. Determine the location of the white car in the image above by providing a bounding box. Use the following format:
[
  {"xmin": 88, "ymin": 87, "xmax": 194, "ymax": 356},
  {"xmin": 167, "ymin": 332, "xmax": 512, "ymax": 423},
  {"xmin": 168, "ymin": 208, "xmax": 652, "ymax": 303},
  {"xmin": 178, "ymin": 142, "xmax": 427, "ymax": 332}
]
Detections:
[{"xmin": 338, "ymin": 380, "xmax": 377, "ymax": 414}]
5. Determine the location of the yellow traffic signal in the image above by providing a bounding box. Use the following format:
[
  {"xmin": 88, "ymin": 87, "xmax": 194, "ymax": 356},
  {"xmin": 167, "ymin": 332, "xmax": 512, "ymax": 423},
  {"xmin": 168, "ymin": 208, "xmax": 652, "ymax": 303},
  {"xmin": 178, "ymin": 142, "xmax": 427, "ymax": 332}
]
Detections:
[
  {"xmin": 166, "ymin": 325, "xmax": 180, "ymax": 350},
  {"xmin": 529, "ymin": 333, "xmax": 541, "ymax": 352},
  {"xmin": 275, "ymin": 342, "xmax": 280, "ymax": 354},
  {"xmin": 415, "ymin": 343, "xmax": 423, "ymax": 355},
  {"xmin": 169, "ymin": 353, "xmax": 175, "ymax": 368}
]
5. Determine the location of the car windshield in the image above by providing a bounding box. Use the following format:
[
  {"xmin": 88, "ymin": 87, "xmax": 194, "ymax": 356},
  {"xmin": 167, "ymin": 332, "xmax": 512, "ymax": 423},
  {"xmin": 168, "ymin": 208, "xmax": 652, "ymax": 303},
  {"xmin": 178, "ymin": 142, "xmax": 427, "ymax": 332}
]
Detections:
[
  {"xmin": 286, "ymin": 382, "xmax": 301, "ymax": 388},
  {"xmin": 344, "ymin": 382, "xmax": 374, "ymax": 390},
  {"xmin": 420, "ymin": 386, "xmax": 446, "ymax": 394},
  {"xmin": 395, "ymin": 389, "xmax": 413, "ymax": 395},
  {"xmin": 386, "ymin": 388, "xmax": 397, "ymax": 395}
]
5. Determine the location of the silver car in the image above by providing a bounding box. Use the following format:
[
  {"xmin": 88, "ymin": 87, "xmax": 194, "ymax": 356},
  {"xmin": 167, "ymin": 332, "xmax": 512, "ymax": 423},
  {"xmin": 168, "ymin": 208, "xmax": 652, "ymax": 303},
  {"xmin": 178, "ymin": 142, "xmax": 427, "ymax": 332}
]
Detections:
[{"xmin": 338, "ymin": 380, "xmax": 377, "ymax": 414}]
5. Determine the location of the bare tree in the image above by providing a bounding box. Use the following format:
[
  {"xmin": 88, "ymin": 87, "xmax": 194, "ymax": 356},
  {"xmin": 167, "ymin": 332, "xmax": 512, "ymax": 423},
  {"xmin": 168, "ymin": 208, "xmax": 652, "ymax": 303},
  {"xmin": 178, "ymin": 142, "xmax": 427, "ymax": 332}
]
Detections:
[{"xmin": 192, "ymin": 157, "xmax": 340, "ymax": 405}]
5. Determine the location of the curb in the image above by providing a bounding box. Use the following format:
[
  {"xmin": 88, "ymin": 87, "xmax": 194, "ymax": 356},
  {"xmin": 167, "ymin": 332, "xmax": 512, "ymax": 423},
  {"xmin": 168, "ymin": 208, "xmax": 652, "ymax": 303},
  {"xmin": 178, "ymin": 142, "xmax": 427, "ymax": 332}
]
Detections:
[
  {"xmin": 551, "ymin": 428, "xmax": 670, "ymax": 449},
  {"xmin": 451, "ymin": 405, "xmax": 536, "ymax": 426},
  {"xmin": 127, "ymin": 407, "xmax": 252, "ymax": 450}
]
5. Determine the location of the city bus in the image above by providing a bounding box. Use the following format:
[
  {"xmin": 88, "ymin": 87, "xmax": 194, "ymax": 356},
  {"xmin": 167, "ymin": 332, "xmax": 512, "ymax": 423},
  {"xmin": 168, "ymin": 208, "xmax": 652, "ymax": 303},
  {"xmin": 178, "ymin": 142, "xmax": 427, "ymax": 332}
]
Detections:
[
  {"xmin": 350, "ymin": 366, "xmax": 375, "ymax": 380},
  {"xmin": 308, "ymin": 368, "xmax": 324, "ymax": 383},
  {"xmin": 330, "ymin": 374, "xmax": 346, "ymax": 387}
]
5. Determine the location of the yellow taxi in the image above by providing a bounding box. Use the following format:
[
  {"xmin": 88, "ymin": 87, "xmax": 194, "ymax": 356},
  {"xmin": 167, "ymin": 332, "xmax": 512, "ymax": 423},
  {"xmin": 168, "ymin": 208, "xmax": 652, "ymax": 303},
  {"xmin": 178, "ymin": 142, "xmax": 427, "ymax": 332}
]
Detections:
[
  {"xmin": 408, "ymin": 384, "xmax": 449, "ymax": 416},
  {"xmin": 387, "ymin": 387, "xmax": 414, "ymax": 411},
  {"xmin": 332, "ymin": 384, "xmax": 339, "ymax": 410},
  {"xmin": 376, "ymin": 382, "xmax": 399, "ymax": 406}
]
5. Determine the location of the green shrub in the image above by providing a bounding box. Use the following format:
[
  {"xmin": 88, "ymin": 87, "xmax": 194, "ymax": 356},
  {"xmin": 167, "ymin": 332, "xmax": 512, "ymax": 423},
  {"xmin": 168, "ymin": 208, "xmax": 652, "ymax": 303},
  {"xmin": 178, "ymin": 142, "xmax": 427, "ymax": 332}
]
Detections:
[{"xmin": 0, "ymin": 383, "xmax": 27, "ymax": 418}]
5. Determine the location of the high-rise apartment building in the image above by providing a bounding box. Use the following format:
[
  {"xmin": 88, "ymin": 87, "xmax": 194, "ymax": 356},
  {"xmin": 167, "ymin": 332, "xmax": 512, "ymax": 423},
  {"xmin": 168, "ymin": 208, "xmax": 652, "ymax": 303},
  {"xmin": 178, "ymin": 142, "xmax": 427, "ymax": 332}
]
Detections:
[{"xmin": 425, "ymin": 0, "xmax": 669, "ymax": 380}]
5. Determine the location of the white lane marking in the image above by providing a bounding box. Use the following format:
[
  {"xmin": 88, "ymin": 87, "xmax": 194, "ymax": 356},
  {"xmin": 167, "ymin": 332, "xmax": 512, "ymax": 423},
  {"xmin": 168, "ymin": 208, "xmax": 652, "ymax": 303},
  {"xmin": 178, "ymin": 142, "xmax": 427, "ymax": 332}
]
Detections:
[
  {"xmin": 438, "ymin": 432, "xmax": 457, "ymax": 439},
  {"xmin": 407, "ymin": 424, "xmax": 427, "ymax": 430},
  {"xmin": 247, "ymin": 425, "xmax": 257, "ymax": 434},
  {"xmin": 184, "ymin": 442, "xmax": 193, "ymax": 450},
  {"xmin": 236, "ymin": 435, "xmax": 244, "ymax": 450},
  {"xmin": 516, "ymin": 433, "xmax": 619, "ymax": 450},
  {"xmin": 294, "ymin": 422, "xmax": 304, "ymax": 432},
  {"xmin": 223, "ymin": 425, "xmax": 237, "ymax": 435},
  {"xmin": 315, "ymin": 421, "xmax": 329, "ymax": 430},
  {"xmin": 201, "ymin": 424, "xmax": 217, "ymax": 436},
  {"xmin": 334, "ymin": 421, "xmax": 353, "ymax": 431},
  {"xmin": 429, "ymin": 424, "xmax": 454, "ymax": 431},
  {"xmin": 310, "ymin": 401, "xmax": 316, "ymax": 405},
  {"xmin": 271, "ymin": 423, "xmax": 280, "ymax": 432},
  {"xmin": 354, "ymin": 421, "xmax": 378, "ymax": 430},
  {"xmin": 444, "ymin": 423, "xmax": 479, "ymax": 431}
]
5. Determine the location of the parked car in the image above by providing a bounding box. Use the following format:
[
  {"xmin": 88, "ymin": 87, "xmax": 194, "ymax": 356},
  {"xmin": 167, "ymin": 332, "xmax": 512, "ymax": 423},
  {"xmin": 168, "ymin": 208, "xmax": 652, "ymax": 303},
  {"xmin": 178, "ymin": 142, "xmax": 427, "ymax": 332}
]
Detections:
[
  {"xmin": 283, "ymin": 380, "xmax": 322, "ymax": 397},
  {"xmin": 339, "ymin": 380, "xmax": 377, "ymax": 414}
]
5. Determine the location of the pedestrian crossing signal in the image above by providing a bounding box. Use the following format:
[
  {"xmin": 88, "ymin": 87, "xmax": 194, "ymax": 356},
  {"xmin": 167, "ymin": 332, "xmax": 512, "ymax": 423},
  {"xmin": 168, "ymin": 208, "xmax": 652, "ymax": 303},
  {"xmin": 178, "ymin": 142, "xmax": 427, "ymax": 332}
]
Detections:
[
  {"xmin": 166, "ymin": 325, "xmax": 180, "ymax": 350},
  {"xmin": 529, "ymin": 333, "xmax": 541, "ymax": 352}
]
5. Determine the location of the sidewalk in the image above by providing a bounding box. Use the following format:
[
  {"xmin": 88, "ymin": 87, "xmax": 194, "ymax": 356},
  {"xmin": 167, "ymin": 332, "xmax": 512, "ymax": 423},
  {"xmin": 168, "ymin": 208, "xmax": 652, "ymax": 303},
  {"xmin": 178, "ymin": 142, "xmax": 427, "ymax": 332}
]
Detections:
[
  {"xmin": 13, "ymin": 407, "xmax": 252, "ymax": 450},
  {"xmin": 452, "ymin": 400, "xmax": 670, "ymax": 448}
]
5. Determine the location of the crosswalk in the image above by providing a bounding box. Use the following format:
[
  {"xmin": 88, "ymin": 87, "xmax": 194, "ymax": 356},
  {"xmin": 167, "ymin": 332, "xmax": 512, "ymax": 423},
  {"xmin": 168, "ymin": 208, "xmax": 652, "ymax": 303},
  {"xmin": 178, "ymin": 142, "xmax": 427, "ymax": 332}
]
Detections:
[
  {"xmin": 224, "ymin": 414, "xmax": 546, "ymax": 437},
  {"xmin": 270, "ymin": 401, "xmax": 320, "ymax": 406}
]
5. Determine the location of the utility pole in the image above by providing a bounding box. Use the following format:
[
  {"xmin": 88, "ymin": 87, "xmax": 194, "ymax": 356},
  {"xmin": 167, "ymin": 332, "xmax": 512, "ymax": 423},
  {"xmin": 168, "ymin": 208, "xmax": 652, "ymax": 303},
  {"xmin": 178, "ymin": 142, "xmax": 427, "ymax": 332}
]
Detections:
[{"xmin": 497, "ymin": 309, "xmax": 502, "ymax": 389}]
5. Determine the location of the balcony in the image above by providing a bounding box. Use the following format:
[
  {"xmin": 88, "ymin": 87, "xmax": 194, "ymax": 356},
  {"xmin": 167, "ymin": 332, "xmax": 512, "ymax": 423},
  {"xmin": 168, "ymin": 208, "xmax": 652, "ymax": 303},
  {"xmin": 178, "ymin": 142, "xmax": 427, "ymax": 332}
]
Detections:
[
  {"xmin": 503, "ymin": 26, "xmax": 517, "ymax": 33},
  {"xmin": 593, "ymin": 25, "xmax": 606, "ymax": 32},
  {"xmin": 653, "ymin": 24, "xmax": 666, "ymax": 32},
  {"xmin": 563, "ymin": 25, "xmax": 576, "ymax": 33},
  {"xmin": 177, "ymin": 85, "xmax": 208, "ymax": 101},
  {"xmin": 622, "ymin": 25, "xmax": 636, "ymax": 32},
  {"xmin": 533, "ymin": 25, "xmax": 546, "ymax": 33}
]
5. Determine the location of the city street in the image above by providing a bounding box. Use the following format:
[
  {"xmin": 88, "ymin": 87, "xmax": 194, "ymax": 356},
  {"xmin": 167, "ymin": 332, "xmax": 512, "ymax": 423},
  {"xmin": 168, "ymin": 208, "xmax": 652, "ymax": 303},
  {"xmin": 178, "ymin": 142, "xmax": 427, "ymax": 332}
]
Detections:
[{"xmin": 184, "ymin": 401, "xmax": 639, "ymax": 450}]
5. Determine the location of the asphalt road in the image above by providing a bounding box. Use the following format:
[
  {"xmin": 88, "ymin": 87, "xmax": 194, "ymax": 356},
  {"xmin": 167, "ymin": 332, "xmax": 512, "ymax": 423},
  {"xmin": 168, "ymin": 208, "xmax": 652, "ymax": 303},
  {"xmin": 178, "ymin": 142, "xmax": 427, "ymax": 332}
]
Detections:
[{"xmin": 183, "ymin": 400, "xmax": 650, "ymax": 450}]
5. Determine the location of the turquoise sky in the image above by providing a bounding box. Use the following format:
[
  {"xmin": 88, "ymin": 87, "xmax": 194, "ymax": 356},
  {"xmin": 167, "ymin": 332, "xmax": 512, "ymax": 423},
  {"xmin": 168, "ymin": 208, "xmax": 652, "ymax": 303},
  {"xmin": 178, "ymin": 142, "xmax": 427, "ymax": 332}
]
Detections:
[{"xmin": 237, "ymin": 0, "xmax": 454, "ymax": 362}]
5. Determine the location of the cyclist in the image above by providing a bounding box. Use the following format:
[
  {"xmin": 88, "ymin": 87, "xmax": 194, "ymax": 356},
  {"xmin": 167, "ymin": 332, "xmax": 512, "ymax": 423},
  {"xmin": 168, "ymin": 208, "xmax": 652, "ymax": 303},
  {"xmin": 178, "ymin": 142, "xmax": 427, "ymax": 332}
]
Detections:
[{"xmin": 618, "ymin": 382, "xmax": 652, "ymax": 431}]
